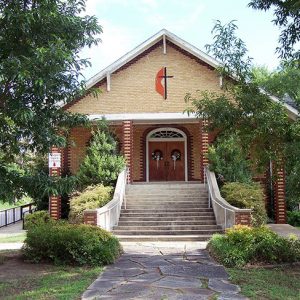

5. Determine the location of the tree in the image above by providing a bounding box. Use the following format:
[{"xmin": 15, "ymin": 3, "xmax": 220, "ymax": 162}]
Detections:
[
  {"xmin": 0, "ymin": 0, "xmax": 101, "ymax": 159},
  {"xmin": 77, "ymin": 120, "xmax": 126, "ymax": 189},
  {"xmin": 253, "ymin": 64, "xmax": 300, "ymax": 107},
  {"xmin": 207, "ymin": 134, "xmax": 252, "ymax": 184},
  {"xmin": 249, "ymin": 0, "xmax": 300, "ymax": 61},
  {"xmin": 253, "ymin": 65, "xmax": 300, "ymax": 210},
  {"xmin": 0, "ymin": 0, "xmax": 101, "ymax": 202},
  {"xmin": 185, "ymin": 21, "xmax": 295, "ymax": 172}
]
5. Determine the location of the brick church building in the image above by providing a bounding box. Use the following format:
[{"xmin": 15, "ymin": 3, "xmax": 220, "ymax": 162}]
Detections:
[{"xmin": 54, "ymin": 29, "xmax": 298, "ymax": 224}]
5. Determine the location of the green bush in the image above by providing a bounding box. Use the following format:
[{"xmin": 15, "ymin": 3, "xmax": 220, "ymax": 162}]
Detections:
[
  {"xmin": 207, "ymin": 134, "xmax": 252, "ymax": 184},
  {"xmin": 287, "ymin": 211, "xmax": 300, "ymax": 227},
  {"xmin": 23, "ymin": 222, "xmax": 122, "ymax": 266},
  {"xmin": 76, "ymin": 120, "xmax": 125, "ymax": 189},
  {"xmin": 24, "ymin": 211, "xmax": 55, "ymax": 230},
  {"xmin": 69, "ymin": 185, "xmax": 112, "ymax": 224},
  {"xmin": 208, "ymin": 225, "xmax": 300, "ymax": 267},
  {"xmin": 221, "ymin": 182, "xmax": 267, "ymax": 227}
]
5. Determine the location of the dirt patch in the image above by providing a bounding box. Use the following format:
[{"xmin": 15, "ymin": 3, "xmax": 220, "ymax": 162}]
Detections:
[{"xmin": 0, "ymin": 250, "xmax": 56, "ymax": 281}]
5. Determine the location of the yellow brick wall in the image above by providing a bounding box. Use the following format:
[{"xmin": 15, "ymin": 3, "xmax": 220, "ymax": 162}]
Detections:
[
  {"xmin": 67, "ymin": 43, "xmax": 221, "ymax": 114},
  {"xmin": 67, "ymin": 42, "xmax": 219, "ymax": 179}
]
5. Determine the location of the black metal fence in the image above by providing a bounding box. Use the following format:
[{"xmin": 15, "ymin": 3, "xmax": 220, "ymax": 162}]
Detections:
[{"xmin": 0, "ymin": 203, "xmax": 35, "ymax": 228}]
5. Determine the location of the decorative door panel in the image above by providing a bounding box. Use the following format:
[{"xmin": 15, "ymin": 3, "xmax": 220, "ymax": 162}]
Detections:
[
  {"xmin": 149, "ymin": 142, "xmax": 166, "ymax": 181},
  {"xmin": 149, "ymin": 141, "xmax": 185, "ymax": 181},
  {"xmin": 166, "ymin": 142, "xmax": 185, "ymax": 181}
]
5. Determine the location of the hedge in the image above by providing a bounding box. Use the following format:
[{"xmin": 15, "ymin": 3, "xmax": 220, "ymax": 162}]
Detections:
[
  {"xmin": 23, "ymin": 221, "xmax": 122, "ymax": 266},
  {"xmin": 208, "ymin": 225, "xmax": 300, "ymax": 267},
  {"xmin": 221, "ymin": 182, "xmax": 267, "ymax": 226},
  {"xmin": 68, "ymin": 184, "xmax": 112, "ymax": 224}
]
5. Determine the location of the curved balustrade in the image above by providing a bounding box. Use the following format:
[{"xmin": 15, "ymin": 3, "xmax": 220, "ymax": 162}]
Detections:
[
  {"xmin": 204, "ymin": 166, "xmax": 252, "ymax": 229},
  {"xmin": 84, "ymin": 168, "xmax": 128, "ymax": 231}
]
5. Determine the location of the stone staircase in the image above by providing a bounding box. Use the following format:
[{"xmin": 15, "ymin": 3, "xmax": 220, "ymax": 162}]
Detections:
[{"xmin": 112, "ymin": 183, "xmax": 222, "ymax": 241}]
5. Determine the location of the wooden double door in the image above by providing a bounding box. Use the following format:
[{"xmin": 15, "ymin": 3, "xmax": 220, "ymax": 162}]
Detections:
[{"xmin": 149, "ymin": 141, "xmax": 185, "ymax": 181}]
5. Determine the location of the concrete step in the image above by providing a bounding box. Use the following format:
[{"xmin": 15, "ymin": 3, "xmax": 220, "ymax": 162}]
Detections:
[
  {"xmin": 126, "ymin": 198, "xmax": 208, "ymax": 202},
  {"xmin": 113, "ymin": 229, "xmax": 222, "ymax": 235},
  {"xmin": 123, "ymin": 199, "xmax": 208, "ymax": 205},
  {"xmin": 118, "ymin": 216, "xmax": 216, "ymax": 222},
  {"xmin": 127, "ymin": 190, "xmax": 207, "ymax": 194},
  {"xmin": 117, "ymin": 220, "xmax": 217, "ymax": 226},
  {"xmin": 120, "ymin": 212, "xmax": 215, "ymax": 218},
  {"xmin": 126, "ymin": 197, "xmax": 208, "ymax": 201},
  {"xmin": 116, "ymin": 235, "xmax": 213, "ymax": 242},
  {"xmin": 127, "ymin": 190, "xmax": 207, "ymax": 195},
  {"xmin": 124, "ymin": 205, "xmax": 209, "ymax": 210},
  {"xmin": 122, "ymin": 202, "xmax": 208, "ymax": 209},
  {"xmin": 114, "ymin": 225, "xmax": 220, "ymax": 230},
  {"xmin": 128, "ymin": 183, "xmax": 204, "ymax": 188},
  {"xmin": 121, "ymin": 208, "xmax": 213, "ymax": 213}
]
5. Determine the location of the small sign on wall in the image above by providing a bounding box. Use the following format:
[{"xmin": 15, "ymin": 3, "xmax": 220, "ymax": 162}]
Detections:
[{"xmin": 48, "ymin": 153, "xmax": 61, "ymax": 168}]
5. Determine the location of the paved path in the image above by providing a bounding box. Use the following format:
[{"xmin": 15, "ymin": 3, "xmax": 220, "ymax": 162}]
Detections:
[
  {"xmin": 0, "ymin": 221, "xmax": 24, "ymax": 237},
  {"xmin": 0, "ymin": 243, "xmax": 23, "ymax": 250},
  {"xmin": 0, "ymin": 222, "xmax": 26, "ymax": 250},
  {"xmin": 268, "ymin": 224, "xmax": 300, "ymax": 239},
  {"xmin": 82, "ymin": 242, "xmax": 247, "ymax": 300}
]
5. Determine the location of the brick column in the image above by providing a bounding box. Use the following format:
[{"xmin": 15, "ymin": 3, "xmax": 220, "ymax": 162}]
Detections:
[
  {"xmin": 273, "ymin": 163, "xmax": 287, "ymax": 224},
  {"xmin": 253, "ymin": 172, "xmax": 270, "ymax": 212},
  {"xmin": 122, "ymin": 120, "xmax": 133, "ymax": 183},
  {"xmin": 49, "ymin": 147, "xmax": 62, "ymax": 220},
  {"xmin": 200, "ymin": 119, "xmax": 209, "ymax": 183}
]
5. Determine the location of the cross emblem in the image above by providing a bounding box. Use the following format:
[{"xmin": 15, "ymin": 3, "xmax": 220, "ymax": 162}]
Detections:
[{"xmin": 155, "ymin": 67, "xmax": 174, "ymax": 99}]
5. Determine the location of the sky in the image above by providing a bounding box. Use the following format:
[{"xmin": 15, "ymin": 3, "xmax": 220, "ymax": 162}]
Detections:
[{"xmin": 80, "ymin": 0, "xmax": 281, "ymax": 80}]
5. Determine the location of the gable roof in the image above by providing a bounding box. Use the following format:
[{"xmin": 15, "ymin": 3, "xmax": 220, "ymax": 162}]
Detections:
[
  {"xmin": 85, "ymin": 29, "xmax": 220, "ymax": 90},
  {"xmin": 68, "ymin": 29, "xmax": 299, "ymax": 120}
]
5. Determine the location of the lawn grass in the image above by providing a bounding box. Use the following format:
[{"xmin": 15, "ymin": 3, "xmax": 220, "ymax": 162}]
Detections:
[
  {"xmin": 0, "ymin": 264, "xmax": 102, "ymax": 300},
  {"xmin": 0, "ymin": 198, "xmax": 32, "ymax": 211},
  {"xmin": 0, "ymin": 232, "xmax": 26, "ymax": 243},
  {"xmin": 228, "ymin": 266, "xmax": 300, "ymax": 300}
]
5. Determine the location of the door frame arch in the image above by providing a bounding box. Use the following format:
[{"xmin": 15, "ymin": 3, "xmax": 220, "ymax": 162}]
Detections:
[{"xmin": 146, "ymin": 127, "xmax": 188, "ymax": 182}]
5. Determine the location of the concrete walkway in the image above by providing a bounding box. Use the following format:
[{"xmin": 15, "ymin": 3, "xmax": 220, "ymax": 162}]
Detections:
[
  {"xmin": 0, "ymin": 221, "xmax": 24, "ymax": 237},
  {"xmin": 82, "ymin": 242, "xmax": 247, "ymax": 300},
  {"xmin": 268, "ymin": 224, "xmax": 300, "ymax": 239}
]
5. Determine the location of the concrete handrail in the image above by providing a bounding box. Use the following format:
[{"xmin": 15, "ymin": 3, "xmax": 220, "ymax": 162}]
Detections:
[
  {"xmin": 205, "ymin": 166, "xmax": 251, "ymax": 229},
  {"xmin": 85, "ymin": 168, "xmax": 128, "ymax": 231}
]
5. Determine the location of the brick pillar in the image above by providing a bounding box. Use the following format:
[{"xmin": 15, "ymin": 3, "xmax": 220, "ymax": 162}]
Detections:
[
  {"xmin": 49, "ymin": 147, "xmax": 62, "ymax": 220},
  {"xmin": 122, "ymin": 120, "xmax": 133, "ymax": 183},
  {"xmin": 200, "ymin": 119, "xmax": 209, "ymax": 182},
  {"xmin": 273, "ymin": 163, "xmax": 287, "ymax": 224},
  {"xmin": 253, "ymin": 172, "xmax": 270, "ymax": 212}
]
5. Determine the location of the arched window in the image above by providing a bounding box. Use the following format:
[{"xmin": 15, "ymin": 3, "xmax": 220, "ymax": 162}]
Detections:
[{"xmin": 149, "ymin": 130, "xmax": 184, "ymax": 139}]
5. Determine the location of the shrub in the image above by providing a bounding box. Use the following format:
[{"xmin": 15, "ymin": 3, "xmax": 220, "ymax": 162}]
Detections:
[
  {"xmin": 68, "ymin": 185, "xmax": 112, "ymax": 224},
  {"xmin": 287, "ymin": 211, "xmax": 300, "ymax": 227},
  {"xmin": 208, "ymin": 225, "xmax": 300, "ymax": 267},
  {"xmin": 207, "ymin": 134, "xmax": 252, "ymax": 184},
  {"xmin": 23, "ymin": 222, "xmax": 122, "ymax": 266},
  {"xmin": 24, "ymin": 211, "xmax": 55, "ymax": 230},
  {"xmin": 76, "ymin": 120, "xmax": 125, "ymax": 189},
  {"xmin": 221, "ymin": 182, "xmax": 267, "ymax": 226}
]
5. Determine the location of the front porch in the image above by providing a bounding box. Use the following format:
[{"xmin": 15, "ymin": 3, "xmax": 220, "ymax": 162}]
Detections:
[{"xmin": 63, "ymin": 113, "xmax": 287, "ymax": 224}]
